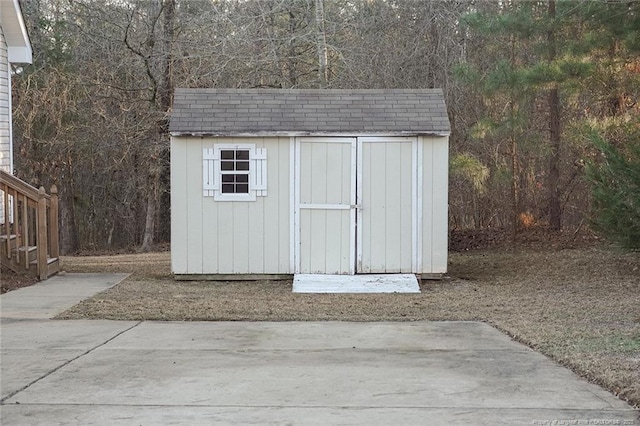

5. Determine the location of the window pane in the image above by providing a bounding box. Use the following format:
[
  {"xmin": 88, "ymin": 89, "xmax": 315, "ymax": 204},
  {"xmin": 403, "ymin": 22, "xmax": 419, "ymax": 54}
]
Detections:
[{"xmin": 215, "ymin": 148, "xmax": 256, "ymax": 197}]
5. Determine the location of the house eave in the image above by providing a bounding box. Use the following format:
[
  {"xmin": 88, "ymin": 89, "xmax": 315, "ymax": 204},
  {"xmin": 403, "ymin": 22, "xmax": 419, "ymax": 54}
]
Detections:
[
  {"xmin": 1, "ymin": 0, "xmax": 33, "ymax": 64},
  {"xmin": 8, "ymin": 46, "xmax": 32, "ymax": 64}
]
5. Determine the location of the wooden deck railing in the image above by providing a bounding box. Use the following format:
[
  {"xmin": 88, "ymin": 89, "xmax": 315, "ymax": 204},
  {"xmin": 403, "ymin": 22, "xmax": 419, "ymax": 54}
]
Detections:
[{"xmin": 0, "ymin": 170, "xmax": 59, "ymax": 280}]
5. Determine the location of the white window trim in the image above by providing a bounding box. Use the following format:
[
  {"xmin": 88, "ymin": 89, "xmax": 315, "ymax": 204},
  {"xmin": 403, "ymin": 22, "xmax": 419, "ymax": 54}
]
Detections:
[{"xmin": 203, "ymin": 143, "xmax": 267, "ymax": 201}]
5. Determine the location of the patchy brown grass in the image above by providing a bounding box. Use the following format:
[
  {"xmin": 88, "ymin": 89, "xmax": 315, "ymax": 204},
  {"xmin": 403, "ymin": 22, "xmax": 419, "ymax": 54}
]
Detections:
[
  {"xmin": 58, "ymin": 246, "xmax": 640, "ymax": 408},
  {"xmin": 59, "ymin": 251, "xmax": 171, "ymax": 278}
]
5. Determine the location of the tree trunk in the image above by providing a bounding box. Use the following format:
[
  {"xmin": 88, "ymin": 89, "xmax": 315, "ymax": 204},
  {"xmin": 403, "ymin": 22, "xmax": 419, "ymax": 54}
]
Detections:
[
  {"xmin": 287, "ymin": 11, "xmax": 298, "ymax": 87},
  {"xmin": 139, "ymin": 170, "xmax": 158, "ymax": 252},
  {"xmin": 159, "ymin": 0, "xmax": 175, "ymax": 116},
  {"xmin": 315, "ymin": 0, "xmax": 328, "ymax": 88},
  {"xmin": 139, "ymin": 0, "xmax": 175, "ymax": 252},
  {"xmin": 510, "ymin": 135, "xmax": 519, "ymax": 240},
  {"xmin": 59, "ymin": 164, "xmax": 79, "ymax": 255},
  {"xmin": 547, "ymin": 0, "xmax": 562, "ymax": 231},
  {"xmin": 548, "ymin": 86, "xmax": 561, "ymax": 231},
  {"xmin": 157, "ymin": 0, "xmax": 175, "ymax": 242},
  {"xmin": 509, "ymin": 33, "xmax": 519, "ymax": 240}
]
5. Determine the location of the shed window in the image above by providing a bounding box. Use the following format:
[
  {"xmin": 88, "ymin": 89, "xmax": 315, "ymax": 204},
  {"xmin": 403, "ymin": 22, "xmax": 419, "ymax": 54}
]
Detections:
[
  {"xmin": 203, "ymin": 144, "xmax": 267, "ymax": 201},
  {"xmin": 220, "ymin": 150, "xmax": 250, "ymax": 194}
]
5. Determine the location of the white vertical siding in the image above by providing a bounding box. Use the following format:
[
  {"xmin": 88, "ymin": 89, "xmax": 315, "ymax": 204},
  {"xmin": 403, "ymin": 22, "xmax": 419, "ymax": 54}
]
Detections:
[
  {"xmin": 170, "ymin": 137, "xmax": 189, "ymax": 273},
  {"xmin": 186, "ymin": 141, "xmax": 204, "ymax": 273},
  {"xmin": 0, "ymin": 24, "xmax": 10, "ymax": 173},
  {"xmin": 421, "ymin": 139, "xmax": 434, "ymax": 273},
  {"xmin": 275, "ymin": 140, "xmax": 292, "ymax": 272},
  {"xmin": 171, "ymin": 136, "xmax": 291, "ymax": 275},
  {"xmin": 421, "ymin": 136, "xmax": 449, "ymax": 274},
  {"xmin": 431, "ymin": 136, "xmax": 449, "ymax": 272}
]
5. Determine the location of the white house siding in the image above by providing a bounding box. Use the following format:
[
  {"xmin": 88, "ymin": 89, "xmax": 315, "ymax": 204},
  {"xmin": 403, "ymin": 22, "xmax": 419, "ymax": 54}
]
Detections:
[
  {"xmin": 171, "ymin": 136, "xmax": 291, "ymax": 275},
  {"xmin": 421, "ymin": 136, "xmax": 449, "ymax": 274},
  {"xmin": 0, "ymin": 24, "xmax": 11, "ymax": 173}
]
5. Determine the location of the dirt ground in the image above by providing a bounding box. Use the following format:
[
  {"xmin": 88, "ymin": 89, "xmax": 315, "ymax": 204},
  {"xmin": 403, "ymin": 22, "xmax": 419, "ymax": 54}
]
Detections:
[
  {"xmin": 1, "ymin": 268, "xmax": 38, "ymax": 294},
  {"xmin": 55, "ymin": 244, "xmax": 640, "ymax": 409}
]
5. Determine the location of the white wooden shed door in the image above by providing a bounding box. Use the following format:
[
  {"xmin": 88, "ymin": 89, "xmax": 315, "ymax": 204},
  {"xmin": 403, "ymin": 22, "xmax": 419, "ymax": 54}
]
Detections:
[
  {"xmin": 295, "ymin": 137, "xmax": 416, "ymax": 274},
  {"xmin": 296, "ymin": 138, "xmax": 356, "ymax": 274},
  {"xmin": 357, "ymin": 137, "xmax": 415, "ymax": 273}
]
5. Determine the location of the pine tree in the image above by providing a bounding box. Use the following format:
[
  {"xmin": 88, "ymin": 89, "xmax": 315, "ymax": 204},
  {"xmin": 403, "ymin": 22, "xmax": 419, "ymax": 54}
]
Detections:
[
  {"xmin": 576, "ymin": 2, "xmax": 640, "ymax": 249},
  {"xmin": 457, "ymin": 1, "xmax": 592, "ymax": 235},
  {"xmin": 585, "ymin": 129, "xmax": 640, "ymax": 250}
]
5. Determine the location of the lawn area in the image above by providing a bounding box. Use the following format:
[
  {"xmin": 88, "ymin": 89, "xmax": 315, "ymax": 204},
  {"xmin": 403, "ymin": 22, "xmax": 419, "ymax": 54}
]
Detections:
[{"xmin": 58, "ymin": 245, "xmax": 640, "ymax": 409}]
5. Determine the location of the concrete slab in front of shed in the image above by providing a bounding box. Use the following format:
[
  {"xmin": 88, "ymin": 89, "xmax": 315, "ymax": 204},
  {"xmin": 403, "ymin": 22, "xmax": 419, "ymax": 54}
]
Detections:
[{"xmin": 292, "ymin": 274, "xmax": 420, "ymax": 293}]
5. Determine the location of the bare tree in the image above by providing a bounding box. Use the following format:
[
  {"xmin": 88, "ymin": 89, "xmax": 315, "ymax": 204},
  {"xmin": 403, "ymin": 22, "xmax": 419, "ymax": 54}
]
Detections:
[{"xmin": 315, "ymin": 0, "xmax": 328, "ymax": 87}]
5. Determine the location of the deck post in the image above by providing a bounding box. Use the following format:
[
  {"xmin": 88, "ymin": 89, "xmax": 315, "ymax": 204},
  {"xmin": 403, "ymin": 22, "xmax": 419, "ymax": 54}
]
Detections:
[
  {"xmin": 50, "ymin": 185, "xmax": 59, "ymax": 259},
  {"xmin": 12, "ymin": 188, "xmax": 20, "ymax": 249},
  {"xmin": 3, "ymin": 186, "xmax": 9, "ymax": 259},
  {"xmin": 37, "ymin": 186, "xmax": 48, "ymax": 280},
  {"xmin": 22, "ymin": 194, "xmax": 29, "ymax": 269}
]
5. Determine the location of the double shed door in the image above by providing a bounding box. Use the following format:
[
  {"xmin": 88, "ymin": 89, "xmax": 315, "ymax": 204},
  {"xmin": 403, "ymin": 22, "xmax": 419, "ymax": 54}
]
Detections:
[{"xmin": 295, "ymin": 137, "xmax": 416, "ymax": 274}]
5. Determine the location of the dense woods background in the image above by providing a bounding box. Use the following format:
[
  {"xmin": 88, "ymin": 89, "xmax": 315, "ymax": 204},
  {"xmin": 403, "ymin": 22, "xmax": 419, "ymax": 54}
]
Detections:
[{"xmin": 11, "ymin": 0, "xmax": 640, "ymax": 253}]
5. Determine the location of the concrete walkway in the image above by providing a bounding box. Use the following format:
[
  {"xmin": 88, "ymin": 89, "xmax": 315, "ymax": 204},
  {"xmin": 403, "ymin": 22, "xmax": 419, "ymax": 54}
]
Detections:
[
  {"xmin": 1, "ymin": 275, "xmax": 638, "ymax": 425},
  {"xmin": 0, "ymin": 273, "xmax": 129, "ymax": 319}
]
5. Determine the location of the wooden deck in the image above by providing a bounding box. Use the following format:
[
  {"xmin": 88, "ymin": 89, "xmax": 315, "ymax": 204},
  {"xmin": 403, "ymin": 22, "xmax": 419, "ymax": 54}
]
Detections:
[{"xmin": 0, "ymin": 170, "xmax": 59, "ymax": 280}]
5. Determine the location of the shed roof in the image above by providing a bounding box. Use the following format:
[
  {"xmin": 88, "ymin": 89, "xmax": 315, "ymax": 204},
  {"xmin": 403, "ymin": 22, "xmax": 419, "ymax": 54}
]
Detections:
[{"xmin": 169, "ymin": 89, "xmax": 450, "ymax": 137}]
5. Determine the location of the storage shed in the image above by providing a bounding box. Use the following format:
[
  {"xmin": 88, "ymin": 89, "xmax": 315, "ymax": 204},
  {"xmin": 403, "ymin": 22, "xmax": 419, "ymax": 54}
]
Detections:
[{"xmin": 169, "ymin": 89, "xmax": 450, "ymax": 279}]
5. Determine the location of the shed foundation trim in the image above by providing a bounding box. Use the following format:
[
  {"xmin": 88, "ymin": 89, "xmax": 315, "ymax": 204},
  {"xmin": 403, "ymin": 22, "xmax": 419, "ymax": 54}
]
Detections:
[{"xmin": 174, "ymin": 274, "xmax": 294, "ymax": 281}]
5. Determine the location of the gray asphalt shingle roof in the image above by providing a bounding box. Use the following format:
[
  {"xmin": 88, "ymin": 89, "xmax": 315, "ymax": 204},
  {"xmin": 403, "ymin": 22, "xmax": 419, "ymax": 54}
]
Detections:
[{"xmin": 169, "ymin": 88, "xmax": 450, "ymax": 136}]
